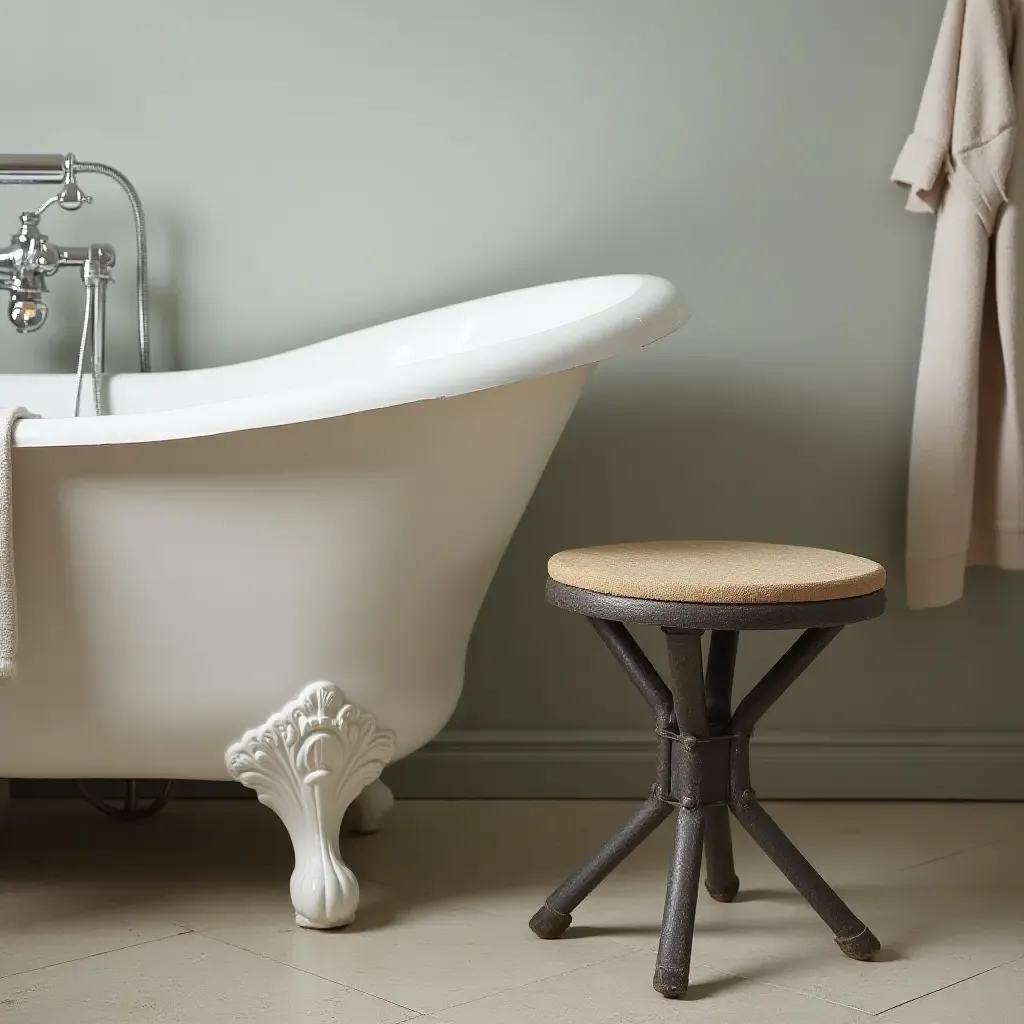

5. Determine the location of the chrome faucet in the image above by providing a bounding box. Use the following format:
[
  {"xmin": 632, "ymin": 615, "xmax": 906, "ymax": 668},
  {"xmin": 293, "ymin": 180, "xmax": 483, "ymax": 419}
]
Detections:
[
  {"xmin": 0, "ymin": 210, "xmax": 113, "ymax": 334},
  {"xmin": 0, "ymin": 153, "xmax": 151, "ymax": 414}
]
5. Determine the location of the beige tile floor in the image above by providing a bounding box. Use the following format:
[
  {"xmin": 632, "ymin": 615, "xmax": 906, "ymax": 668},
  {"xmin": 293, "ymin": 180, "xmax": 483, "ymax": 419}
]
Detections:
[{"xmin": 0, "ymin": 798, "xmax": 1021, "ymax": 1023}]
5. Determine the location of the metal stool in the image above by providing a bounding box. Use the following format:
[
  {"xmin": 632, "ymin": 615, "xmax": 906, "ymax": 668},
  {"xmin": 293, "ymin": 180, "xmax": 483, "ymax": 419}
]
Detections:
[{"xmin": 528, "ymin": 540, "xmax": 886, "ymax": 998}]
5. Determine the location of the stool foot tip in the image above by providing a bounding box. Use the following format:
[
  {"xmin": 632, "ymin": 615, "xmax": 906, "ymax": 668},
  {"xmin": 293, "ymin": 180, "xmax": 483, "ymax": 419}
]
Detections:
[
  {"xmin": 529, "ymin": 905, "xmax": 572, "ymax": 939},
  {"xmin": 652, "ymin": 966, "xmax": 689, "ymax": 998},
  {"xmin": 836, "ymin": 926, "xmax": 881, "ymax": 961},
  {"xmin": 705, "ymin": 875, "xmax": 740, "ymax": 903}
]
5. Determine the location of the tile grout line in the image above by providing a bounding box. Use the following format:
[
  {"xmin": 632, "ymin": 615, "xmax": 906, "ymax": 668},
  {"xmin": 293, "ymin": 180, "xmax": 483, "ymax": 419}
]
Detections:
[
  {"xmin": 752, "ymin": 946, "xmax": 1024, "ymax": 1018},
  {"xmin": 686, "ymin": 960, "xmax": 881, "ymax": 1019},
  {"xmin": 874, "ymin": 955, "xmax": 1024, "ymax": 1017},
  {"xmin": 421, "ymin": 951, "xmax": 640, "ymax": 1019},
  {"xmin": 425, "ymin": 943, "xmax": 643, "ymax": 1017},
  {"xmin": 426, "ymin": 951, "xmax": 887, "ymax": 1022},
  {"xmin": 646, "ymin": 946, "xmax": 883, "ymax": 1017},
  {"xmin": 0, "ymin": 927, "xmax": 194, "ymax": 984},
  {"xmin": 181, "ymin": 896, "xmax": 643, "ymax": 1017},
  {"xmin": 197, "ymin": 931, "xmax": 425, "ymax": 1019},
  {"xmin": 755, "ymin": 977, "xmax": 897, "ymax": 1018},
  {"xmin": 752, "ymin": 957, "xmax": 1023, "ymax": 1019},
  {"xmin": 197, "ymin": 897, "xmax": 657, "ymax": 1015},
  {"xmin": 895, "ymin": 835, "xmax": 1005, "ymax": 874}
]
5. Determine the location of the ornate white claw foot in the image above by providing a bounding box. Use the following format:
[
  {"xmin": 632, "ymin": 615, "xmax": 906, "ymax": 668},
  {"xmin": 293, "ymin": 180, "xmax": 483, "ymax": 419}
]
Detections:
[
  {"xmin": 343, "ymin": 779, "xmax": 395, "ymax": 835},
  {"xmin": 225, "ymin": 682, "xmax": 396, "ymax": 929}
]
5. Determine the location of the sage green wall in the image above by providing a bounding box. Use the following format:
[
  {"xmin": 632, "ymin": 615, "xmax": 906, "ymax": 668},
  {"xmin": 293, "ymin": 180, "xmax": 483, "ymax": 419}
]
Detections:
[
  {"xmin": 457, "ymin": 0, "xmax": 1024, "ymax": 746},
  {"xmin": 5, "ymin": 2, "xmax": 1022, "ymax": 791}
]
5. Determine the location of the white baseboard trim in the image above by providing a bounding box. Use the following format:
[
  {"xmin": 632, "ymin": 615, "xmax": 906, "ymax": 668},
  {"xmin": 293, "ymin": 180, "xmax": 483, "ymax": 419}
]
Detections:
[{"xmin": 384, "ymin": 730, "xmax": 1024, "ymax": 800}]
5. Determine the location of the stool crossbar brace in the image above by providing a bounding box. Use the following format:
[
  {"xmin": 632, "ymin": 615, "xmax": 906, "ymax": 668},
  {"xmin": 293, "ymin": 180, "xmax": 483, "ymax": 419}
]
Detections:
[{"xmin": 529, "ymin": 619, "xmax": 880, "ymax": 999}]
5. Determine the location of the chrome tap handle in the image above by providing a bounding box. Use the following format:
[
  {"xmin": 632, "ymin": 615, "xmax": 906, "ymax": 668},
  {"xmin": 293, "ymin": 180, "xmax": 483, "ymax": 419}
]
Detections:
[{"xmin": 25, "ymin": 234, "xmax": 61, "ymax": 277}]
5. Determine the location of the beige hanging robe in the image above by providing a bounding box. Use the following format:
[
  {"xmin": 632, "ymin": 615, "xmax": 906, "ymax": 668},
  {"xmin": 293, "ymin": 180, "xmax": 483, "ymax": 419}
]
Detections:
[{"xmin": 892, "ymin": 0, "xmax": 1022, "ymax": 608}]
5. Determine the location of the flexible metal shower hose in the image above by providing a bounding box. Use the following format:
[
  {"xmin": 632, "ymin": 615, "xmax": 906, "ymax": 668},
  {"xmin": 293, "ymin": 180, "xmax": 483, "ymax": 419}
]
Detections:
[
  {"xmin": 73, "ymin": 284, "xmax": 97, "ymax": 417},
  {"xmin": 76, "ymin": 161, "xmax": 151, "ymax": 374}
]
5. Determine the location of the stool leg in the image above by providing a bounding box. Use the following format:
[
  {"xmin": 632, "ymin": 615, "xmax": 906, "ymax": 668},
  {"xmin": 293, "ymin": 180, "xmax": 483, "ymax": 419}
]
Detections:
[
  {"xmin": 704, "ymin": 630, "xmax": 738, "ymax": 725},
  {"xmin": 731, "ymin": 627, "xmax": 842, "ymax": 736},
  {"xmin": 653, "ymin": 807, "xmax": 705, "ymax": 998},
  {"xmin": 703, "ymin": 631, "xmax": 739, "ymax": 902},
  {"xmin": 730, "ymin": 797, "xmax": 880, "ymax": 960},
  {"xmin": 703, "ymin": 805, "xmax": 739, "ymax": 902},
  {"xmin": 654, "ymin": 629, "xmax": 710, "ymax": 998},
  {"xmin": 530, "ymin": 791, "xmax": 673, "ymax": 939}
]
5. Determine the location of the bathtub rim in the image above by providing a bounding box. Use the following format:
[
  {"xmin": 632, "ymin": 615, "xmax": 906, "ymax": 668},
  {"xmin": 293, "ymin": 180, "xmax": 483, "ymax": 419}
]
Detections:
[{"xmin": 9, "ymin": 273, "xmax": 687, "ymax": 449}]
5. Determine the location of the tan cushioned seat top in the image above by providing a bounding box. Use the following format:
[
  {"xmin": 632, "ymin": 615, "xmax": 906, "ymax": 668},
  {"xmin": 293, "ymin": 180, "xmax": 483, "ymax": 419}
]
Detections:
[{"xmin": 547, "ymin": 541, "xmax": 886, "ymax": 605}]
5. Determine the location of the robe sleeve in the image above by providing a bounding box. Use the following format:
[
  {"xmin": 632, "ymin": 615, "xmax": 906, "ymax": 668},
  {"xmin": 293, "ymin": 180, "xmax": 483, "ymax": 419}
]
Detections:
[{"xmin": 893, "ymin": 0, "xmax": 1014, "ymax": 232}]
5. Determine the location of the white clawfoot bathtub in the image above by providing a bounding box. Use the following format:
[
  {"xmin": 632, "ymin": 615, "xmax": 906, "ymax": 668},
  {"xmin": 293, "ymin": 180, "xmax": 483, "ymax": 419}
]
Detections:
[{"xmin": 0, "ymin": 274, "xmax": 685, "ymax": 927}]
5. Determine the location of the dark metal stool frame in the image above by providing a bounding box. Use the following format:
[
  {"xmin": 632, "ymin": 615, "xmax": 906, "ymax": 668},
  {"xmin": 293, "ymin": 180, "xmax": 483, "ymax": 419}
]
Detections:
[{"xmin": 529, "ymin": 578, "xmax": 886, "ymax": 999}]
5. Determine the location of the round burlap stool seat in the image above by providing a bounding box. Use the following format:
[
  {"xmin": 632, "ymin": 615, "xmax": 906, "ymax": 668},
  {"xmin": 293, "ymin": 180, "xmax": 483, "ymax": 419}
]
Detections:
[{"xmin": 547, "ymin": 540, "xmax": 885, "ymax": 605}]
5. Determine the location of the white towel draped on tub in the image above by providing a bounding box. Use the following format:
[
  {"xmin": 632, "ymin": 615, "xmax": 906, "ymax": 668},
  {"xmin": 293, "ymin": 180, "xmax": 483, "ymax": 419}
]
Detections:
[
  {"xmin": 0, "ymin": 407, "xmax": 35, "ymax": 679},
  {"xmin": 892, "ymin": 0, "xmax": 1023, "ymax": 608}
]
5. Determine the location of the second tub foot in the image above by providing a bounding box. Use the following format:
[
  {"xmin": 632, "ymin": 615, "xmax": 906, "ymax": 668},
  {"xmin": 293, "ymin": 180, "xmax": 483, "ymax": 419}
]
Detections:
[{"xmin": 343, "ymin": 779, "xmax": 395, "ymax": 835}]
